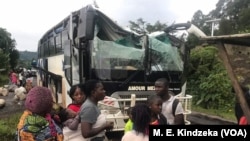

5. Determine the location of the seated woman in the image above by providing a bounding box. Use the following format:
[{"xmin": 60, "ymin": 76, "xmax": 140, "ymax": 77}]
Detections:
[{"xmin": 62, "ymin": 83, "xmax": 86, "ymax": 141}]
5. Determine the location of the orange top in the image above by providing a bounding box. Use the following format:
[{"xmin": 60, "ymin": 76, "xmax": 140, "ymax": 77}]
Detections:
[{"xmin": 150, "ymin": 119, "xmax": 159, "ymax": 125}]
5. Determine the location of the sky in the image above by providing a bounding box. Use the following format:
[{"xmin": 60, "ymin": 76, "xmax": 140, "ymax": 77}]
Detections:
[{"xmin": 0, "ymin": 0, "xmax": 218, "ymax": 52}]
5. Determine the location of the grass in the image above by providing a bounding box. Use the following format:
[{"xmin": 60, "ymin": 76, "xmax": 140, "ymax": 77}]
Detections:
[
  {"xmin": 192, "ymin": 105, "xmax": 237, "ymax": 122},
  {"xmin": 0, "ymin": 74, "xmax": 9, "ymax": 86},
  {"xmin": 0, "ymin": 112, "xmax": 23, "ymax": 141},
  {"xmin": 0, "ymin": 73, "xmax": 18, "ymax": 140}
]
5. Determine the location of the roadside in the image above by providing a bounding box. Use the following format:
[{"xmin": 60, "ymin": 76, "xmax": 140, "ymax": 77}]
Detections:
[
  {"xmin": 0, "ymin": 91, "xmax": 25, "ymax": 119},
  {"xmin": 187, "ymin": 111, "xmax": 237, "ymax": 125},
  {"xmin": 0, "ymin": 76, "xmax": 36, "ymax": 119},
  {"xmin": 0, "ymin": 75, "xmax": 238, "ymax": 125}
]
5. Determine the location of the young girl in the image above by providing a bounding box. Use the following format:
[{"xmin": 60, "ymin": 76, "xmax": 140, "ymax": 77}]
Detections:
[
  {"xmin": 147, "ymin": 95, "xmax": 167, "ymax": 125},
  {"xmin": 122, "ymin": 103, "xmax": 151, "ymax": 141}
]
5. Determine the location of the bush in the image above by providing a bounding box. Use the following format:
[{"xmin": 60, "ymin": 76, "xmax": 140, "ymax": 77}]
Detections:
[{"xmin": 187, "ymin": 46, "xmax": 234, "ymax": 111}]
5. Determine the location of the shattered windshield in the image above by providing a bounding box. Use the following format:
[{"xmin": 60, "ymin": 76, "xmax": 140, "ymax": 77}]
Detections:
[
  {"xmin": 149, "ymin": 35, "xmax": 183, "ymax": 71},
  {"xmin": 91, "ymin": 33, "xmax": 183, "ymax": 79},
  {"xmin": 92, "ymin": 37, "xmax": 144, "ymax": 70}
]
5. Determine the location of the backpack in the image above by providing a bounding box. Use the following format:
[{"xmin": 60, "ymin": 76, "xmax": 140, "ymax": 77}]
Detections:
[
  {"xmin": 172, "ymin": 98, "xmax": 185, "ymax": 125},
  {"xmin": 172, "ymin": 98, "xmax": 179, "ymax": 116}
]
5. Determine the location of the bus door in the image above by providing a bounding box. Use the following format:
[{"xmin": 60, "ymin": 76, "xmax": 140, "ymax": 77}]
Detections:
[{"xmin": 63, "ymin": 29, "xmax": 73, "ymax": 86}]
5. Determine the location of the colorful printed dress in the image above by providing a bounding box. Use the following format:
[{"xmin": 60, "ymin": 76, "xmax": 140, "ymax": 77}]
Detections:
[{"xmin": 17, "ymin": 110, "xmax": 64, "ymax": 141}]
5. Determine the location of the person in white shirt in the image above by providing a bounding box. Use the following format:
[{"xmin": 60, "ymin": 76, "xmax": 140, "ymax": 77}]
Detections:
[{"xmin": 154, "ymin": 78, "xmax": 185, "ymax": 125}]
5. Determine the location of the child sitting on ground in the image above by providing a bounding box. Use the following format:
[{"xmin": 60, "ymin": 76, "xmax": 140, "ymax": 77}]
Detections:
[{"xmin": 24, "ymin": 80, "xmax": 33, "ymax": 93}]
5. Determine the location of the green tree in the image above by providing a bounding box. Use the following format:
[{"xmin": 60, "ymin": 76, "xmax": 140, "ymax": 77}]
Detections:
[
  {"xmin": 191, "ymin": 10, "xmax": 206, "ymax": 29},
  {"xmin": 188, "ymin": 10, "xmax": 211, "ymax": 47},
  {"xmin": 129, "ymin": 18, "xmax": 147, "ymax": 34},
  {"xmin": 128, "ymin": 18, "xmax": 167, "ymax": 34},
  {"xmin": 211, "ymin": 0, "xmax": 250, "ymax": 34},
  {"xmin": 146, "ymin": 21, "xmax": 167, "ymax": 33},
  {"xmin": 218, "ymin": 19, "xmax": 234, "ymax": 35},
  {"xmin": 0, "ymin": 28, "xmax": 19, "ymax": 70},
  {"xmin": 238, "ymin": 8, "xmax": 250, "ymax": 33},
  {"xmin": 9, "ymin": 49, "xmax": 19, "ymax": 69},
  {"xmin": 0, "ymin": 49, "xmax": 9, "ymax": 69},
  {"xmin": 190, "ymin": 0, "xmax": 250, "ymax": 35}
]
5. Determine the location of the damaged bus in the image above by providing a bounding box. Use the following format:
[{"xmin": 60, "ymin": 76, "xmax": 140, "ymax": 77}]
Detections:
[{"xmin": 36, "ymin": 4, "xmax": 206, "ymax": 137}]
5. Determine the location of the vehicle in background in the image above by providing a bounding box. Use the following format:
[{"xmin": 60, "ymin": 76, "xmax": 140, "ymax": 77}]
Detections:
[{"xmin": 29, "ymin": 69, "xmax": 37, "ymax": 77}]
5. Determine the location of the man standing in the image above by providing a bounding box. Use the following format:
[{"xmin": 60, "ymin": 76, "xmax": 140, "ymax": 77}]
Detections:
[{"xmin": 154, "ymin": 78, "xmax": 185, "ymax": 125}]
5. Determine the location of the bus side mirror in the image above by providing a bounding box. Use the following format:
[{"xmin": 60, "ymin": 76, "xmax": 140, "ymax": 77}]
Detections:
[{"xmin": 77, "ymin": 5, "xmax": 96, "ymax": 41}]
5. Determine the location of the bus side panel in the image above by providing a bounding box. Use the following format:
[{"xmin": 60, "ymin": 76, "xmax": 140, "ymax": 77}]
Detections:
[
  {"xmin": 36, "ymin": 55, "xmax": 79, "ymax": 108},
  {"xmin": 47, "ymin": 55, "xmax": 64, "ymax": 76}
]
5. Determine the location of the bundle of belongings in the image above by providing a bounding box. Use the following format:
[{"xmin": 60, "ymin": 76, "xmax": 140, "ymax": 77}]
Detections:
[{"xmin": 16, "ymin": 86, "xmax": 64, "ymax": 141}]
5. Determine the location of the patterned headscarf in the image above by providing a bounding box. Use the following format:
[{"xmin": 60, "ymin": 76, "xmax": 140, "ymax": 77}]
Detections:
[{"xmin": 25, "ymin": 86, "xmax": 53, "ymax": 115}]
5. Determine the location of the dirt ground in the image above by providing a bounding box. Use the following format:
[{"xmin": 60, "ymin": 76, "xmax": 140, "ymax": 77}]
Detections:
[
  {"xmin": 0, "ymin": 92, "xmax": 25, "ymax": 119},
  {"xmin": 0, "ymin": 77, "xmax": 35, "ymax": 119}
]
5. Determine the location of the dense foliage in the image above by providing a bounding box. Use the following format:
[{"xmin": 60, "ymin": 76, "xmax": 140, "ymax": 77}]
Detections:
[
  {"xmin": 18, "ymin": 51, "xmax": 38, "ymax": 69},
  {"xmin": 0, "ymin": 49, "xmax": 9, "ymax": 70},
  {"xmin": 187, "ymin": 46, "xmax": 234, "ymax": 111},
  {"xmin": 0, "ymin": 28, "xmax": 19, "ymax": 70}
]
